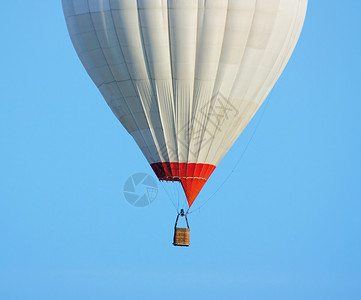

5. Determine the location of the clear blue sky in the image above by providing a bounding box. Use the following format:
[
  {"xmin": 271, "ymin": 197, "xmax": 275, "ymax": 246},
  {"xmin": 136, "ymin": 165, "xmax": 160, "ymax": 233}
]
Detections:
[{"xmin": 1, "ymin": 1, "xmax": 361, "ymax": 299}]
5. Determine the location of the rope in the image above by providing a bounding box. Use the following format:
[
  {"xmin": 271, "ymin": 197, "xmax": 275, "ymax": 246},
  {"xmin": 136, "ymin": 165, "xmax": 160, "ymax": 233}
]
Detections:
[
  {"xmin": 188, "ymin": 95, "xmax": 272, "ymax": 214},
  {"xmin": 160, "ymin": 181, "xmax": 179, "ymax": 213}
]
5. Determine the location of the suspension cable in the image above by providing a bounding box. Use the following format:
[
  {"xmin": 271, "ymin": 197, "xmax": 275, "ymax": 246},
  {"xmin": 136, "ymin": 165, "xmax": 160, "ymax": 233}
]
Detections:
[
  {"xmin": 160, "ymin": 181, "xmax": 179, "ymax": 213},
  {"xmin": 188, "ymin": 95, "xmax": 272, "ymax": 214}
]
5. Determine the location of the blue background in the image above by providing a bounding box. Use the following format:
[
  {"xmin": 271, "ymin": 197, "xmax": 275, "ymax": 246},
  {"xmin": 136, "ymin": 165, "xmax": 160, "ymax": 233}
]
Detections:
[{"xmin": 1, "ymin": 1, "xmax": 360, "ymax": 299}]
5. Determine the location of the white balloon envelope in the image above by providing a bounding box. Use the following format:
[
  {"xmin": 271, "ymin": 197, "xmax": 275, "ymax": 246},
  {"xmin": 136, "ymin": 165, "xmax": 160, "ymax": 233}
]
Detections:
[{"xmin": 62, "ymin": 0, "xmax": 308, "ymax": 207}]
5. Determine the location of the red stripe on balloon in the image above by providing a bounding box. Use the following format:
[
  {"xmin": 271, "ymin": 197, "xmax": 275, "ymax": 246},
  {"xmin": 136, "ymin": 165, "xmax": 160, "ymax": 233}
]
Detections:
[{"xmin": 150, "ymin": 162, "xmax": 216, "ymax": 207}]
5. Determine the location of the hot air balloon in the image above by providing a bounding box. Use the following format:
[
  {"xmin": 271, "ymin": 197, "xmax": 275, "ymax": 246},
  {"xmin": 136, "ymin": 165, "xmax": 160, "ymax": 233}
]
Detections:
[{"xmin": 62, "ymin": 0, "xmax": 307, "ymax": 246}]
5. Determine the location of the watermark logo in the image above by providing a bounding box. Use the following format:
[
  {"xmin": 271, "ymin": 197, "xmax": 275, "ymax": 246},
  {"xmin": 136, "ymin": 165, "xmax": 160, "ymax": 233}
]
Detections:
[
  {"xmin": 158, "ymin": 93, "xmax": 239, "ymax": 158},
  {"xmin": 123, "ymin": 173, "xmax": 158, "ymax": 207}
]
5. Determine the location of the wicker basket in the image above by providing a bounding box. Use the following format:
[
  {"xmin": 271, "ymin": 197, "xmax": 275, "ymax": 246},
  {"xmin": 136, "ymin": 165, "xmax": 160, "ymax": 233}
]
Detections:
[{"xmin": 173, "ymin": 227, "xmax": 190, "ymax": 247}]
